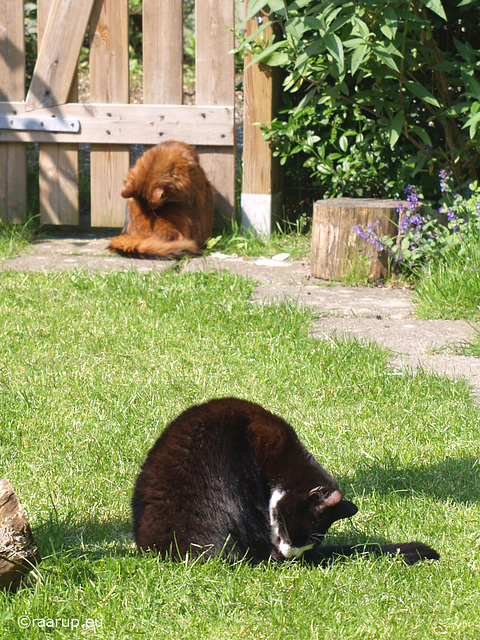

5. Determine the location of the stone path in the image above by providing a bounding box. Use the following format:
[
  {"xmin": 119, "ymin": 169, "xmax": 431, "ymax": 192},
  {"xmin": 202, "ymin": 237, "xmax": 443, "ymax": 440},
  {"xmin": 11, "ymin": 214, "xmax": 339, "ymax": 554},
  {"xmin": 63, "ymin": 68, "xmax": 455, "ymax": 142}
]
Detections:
[{"xmin": 2, "ymin": 230, "xmax": 479, "ymax": 399}]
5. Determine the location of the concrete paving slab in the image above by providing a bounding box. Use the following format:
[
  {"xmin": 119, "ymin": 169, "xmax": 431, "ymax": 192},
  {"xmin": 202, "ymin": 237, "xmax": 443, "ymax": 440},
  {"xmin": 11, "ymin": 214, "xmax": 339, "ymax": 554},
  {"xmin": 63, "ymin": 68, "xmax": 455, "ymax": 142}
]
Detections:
[{"xmin": 1, "ymin": 230, "xmax": 479, "ymax": 400}]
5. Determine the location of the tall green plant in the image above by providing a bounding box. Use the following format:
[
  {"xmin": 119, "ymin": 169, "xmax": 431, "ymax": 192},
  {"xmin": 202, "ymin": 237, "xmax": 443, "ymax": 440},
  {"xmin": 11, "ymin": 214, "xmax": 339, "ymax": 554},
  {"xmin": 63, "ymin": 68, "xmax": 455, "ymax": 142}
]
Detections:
[{"xmin": 240, "ymin": 0, "xmax": 480, "ymax": 196}]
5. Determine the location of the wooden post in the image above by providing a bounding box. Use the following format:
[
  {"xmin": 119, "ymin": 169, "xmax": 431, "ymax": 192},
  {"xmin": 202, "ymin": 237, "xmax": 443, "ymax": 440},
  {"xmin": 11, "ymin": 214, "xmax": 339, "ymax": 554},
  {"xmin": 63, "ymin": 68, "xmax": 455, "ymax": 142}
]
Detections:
[
  {"xmin": 143, "ymin": 0, "xmax": 183, "ymax": 106},
  {"xmin": 241, "ymin": 3, "xmax": 282, "ymax": 236},
  {"xmin": 0, "ymin": 479, "xmax": 41, "ymax": 590},
  {"xmin": 0, "ymin": 0, "xmax": 27, "ymax": 223},
  {"xmin": 90, "ymin": 0, "xmax": 130, "ymax": 227},
  {"xmin": 196, "ymin": 0, "xmax": 236, "ymax": 224},
  {"xmin": 38, "ymin": 0, "xmax": 80, "ymax": 225},
  {"xmin": 311, "ymin": 198, "xmax": 401, "ymax": 281}
]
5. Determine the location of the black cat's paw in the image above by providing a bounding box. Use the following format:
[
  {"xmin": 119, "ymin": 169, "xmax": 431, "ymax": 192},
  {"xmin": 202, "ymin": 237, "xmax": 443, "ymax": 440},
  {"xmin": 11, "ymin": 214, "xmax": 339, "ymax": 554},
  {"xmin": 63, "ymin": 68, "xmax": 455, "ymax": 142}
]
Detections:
[{"xmin": 383, "ymin": 541, "xmax": 440, "ymax": 564}]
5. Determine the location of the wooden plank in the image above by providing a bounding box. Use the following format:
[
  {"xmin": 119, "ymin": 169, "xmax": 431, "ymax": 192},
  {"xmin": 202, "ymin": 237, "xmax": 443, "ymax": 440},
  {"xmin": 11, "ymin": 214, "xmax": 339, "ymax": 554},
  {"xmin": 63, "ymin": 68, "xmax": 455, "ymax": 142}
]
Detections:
[
  {"xmin": 311, "ymin": 198, "xmax": 401, "ymax": 281},
  {"xmin": 241, "ymin": 4, "xmax": 282, "ymax": 235},
  {"xmin": 38, "ymin": 0, "xmax": 79, "ymax": 225},
  {"xmin": 143, "ymin": 0, "xmax": 183, "ymax": 105},
  {"xmin": 196, "ymin": 0, "xmax": 235, "ymax": 223},
  {"xmin": 0, "ymin": 0, "xmax": 27, "ymax": 222},
  {"xmin": 0, "ymin": 103, "xmax": 235, "ymax": 145},
  {"xmin": 89, "ymin": 0, "xmax": 130, "ymax": 227},
  {"xmin": 26, "ymin": 0, "xmax": 96, "ymax": 111}
]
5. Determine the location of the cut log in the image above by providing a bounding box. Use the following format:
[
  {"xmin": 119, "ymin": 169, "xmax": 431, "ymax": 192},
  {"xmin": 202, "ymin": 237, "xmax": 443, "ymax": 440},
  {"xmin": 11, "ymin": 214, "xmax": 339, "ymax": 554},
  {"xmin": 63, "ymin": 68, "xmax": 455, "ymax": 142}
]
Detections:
[
  {"xmin": 0, "ymin": 478, "xmax": 41, "ymax": 590},
  {"xmin": 311, "ymin": 198, "xmax": 402, "ymax": 281}
]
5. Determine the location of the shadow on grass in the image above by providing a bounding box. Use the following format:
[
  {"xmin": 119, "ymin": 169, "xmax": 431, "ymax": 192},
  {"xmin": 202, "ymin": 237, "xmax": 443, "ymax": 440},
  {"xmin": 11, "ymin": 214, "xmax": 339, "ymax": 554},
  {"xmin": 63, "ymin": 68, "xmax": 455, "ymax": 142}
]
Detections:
[
  {"xmin": 340, "ymin": 455, "xmax": 479, "ymax": 504},
  {"xmin": 26, "ymin": 455, "xmax": 474, "ymax": 582},
  {"xmin": 34, "ymin": 515, "xmax": 133, "ymax": 561}
]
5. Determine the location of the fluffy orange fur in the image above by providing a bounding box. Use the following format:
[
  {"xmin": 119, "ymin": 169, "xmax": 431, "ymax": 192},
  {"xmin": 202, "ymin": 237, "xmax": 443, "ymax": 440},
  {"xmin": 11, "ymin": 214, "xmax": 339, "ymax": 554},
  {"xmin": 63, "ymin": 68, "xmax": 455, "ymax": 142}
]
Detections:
[{"xmin": 109, "ymin": 140, "xmax": 214, "ymax": 258}]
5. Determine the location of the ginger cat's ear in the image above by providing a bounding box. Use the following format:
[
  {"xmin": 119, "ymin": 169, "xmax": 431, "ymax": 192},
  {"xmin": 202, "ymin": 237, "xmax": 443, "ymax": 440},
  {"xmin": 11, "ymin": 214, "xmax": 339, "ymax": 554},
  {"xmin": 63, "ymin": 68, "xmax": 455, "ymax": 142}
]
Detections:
[
  {"xmin": 151, "ymin": 187, "xmax": 165, "ymax": 204},
  {"xmin": 121, "ymin": 177, "xmax": 136, "ymax": 199}
]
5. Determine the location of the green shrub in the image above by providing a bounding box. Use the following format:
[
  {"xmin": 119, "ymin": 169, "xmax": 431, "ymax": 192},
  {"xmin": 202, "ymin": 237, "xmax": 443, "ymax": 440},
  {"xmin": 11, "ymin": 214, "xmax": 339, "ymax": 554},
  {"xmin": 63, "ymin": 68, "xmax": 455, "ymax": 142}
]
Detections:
[{"xmin": 239, "ymin": 0, "xmax": 480, "ymax": 203}]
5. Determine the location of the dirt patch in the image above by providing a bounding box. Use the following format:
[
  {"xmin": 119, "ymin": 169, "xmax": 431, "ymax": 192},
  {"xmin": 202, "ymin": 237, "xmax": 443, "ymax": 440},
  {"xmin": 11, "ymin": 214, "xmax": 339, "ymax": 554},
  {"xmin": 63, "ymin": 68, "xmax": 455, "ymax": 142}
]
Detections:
[{"xmin": 2, "ymin": 229, "xmax": 479, "ymax": 400}]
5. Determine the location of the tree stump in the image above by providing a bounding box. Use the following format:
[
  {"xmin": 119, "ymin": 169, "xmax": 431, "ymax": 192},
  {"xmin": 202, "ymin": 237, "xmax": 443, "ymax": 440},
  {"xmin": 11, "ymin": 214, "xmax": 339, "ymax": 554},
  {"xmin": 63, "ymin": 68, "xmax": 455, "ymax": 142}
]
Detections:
[
  {"xmin": 311, "ymin": 198, "xmax": 402, "ymax": 281},
  {"xmin": 0, "ymin": 478, "xmax": 41, "ymax": 590}
]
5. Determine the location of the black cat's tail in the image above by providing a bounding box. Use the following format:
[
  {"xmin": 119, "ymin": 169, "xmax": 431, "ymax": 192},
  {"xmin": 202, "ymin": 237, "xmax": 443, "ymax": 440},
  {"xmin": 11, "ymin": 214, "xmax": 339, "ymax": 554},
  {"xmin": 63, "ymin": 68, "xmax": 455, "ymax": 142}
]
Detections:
[{"xmin": 304, "ymin": 541, "xmax": 439, "ymax": 565}]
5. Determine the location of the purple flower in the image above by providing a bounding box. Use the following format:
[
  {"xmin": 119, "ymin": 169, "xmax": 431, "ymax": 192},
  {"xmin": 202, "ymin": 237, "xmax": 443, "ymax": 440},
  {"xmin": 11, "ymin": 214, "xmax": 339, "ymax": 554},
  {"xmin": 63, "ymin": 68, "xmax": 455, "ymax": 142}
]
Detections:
[
  {"xmin": 439, "ymin": 169, "xmax": 449, "ymax": 193},
  {"xmin": 399, "ymin": 214, "xmax": 409, "ymax": 231},
  {"xmin": 404, "ymin": 185, "xmax": 420, "ymax": 212},
  {"xmin": 446, "ymin": 208, "xmax": 456, "ymax": 222},
  {"xmin": 409, "ymin": 214, "xmax": 424, "ymax": 227},
  {"xmin": 353, "ymin": 224, "xmax": 365, "ymax": 240}
]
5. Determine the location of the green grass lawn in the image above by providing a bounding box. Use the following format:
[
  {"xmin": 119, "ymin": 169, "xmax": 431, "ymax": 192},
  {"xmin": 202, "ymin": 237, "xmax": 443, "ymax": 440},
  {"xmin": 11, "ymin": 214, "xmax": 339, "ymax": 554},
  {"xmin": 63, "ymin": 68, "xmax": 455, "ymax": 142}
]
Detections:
[
  {"xmin": 1, "ymin": 268, "xmax": 479, "ymax": 639},
  {"xmin": 0, "ymin": 219, "xmax": 38, "ymax": 262}
]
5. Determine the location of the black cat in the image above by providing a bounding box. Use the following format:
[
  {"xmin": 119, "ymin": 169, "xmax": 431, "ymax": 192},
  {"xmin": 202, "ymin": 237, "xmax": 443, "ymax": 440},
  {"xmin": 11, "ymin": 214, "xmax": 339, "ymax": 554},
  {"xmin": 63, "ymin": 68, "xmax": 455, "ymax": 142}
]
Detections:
[{"xmin": 132, "ymin": 398, "xmax": 439, "ymax": 565}]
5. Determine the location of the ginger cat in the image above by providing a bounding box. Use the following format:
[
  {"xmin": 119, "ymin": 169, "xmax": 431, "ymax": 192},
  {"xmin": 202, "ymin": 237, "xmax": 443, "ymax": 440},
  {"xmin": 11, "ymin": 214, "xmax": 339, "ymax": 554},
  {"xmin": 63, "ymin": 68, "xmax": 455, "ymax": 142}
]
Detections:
[{"xmin": 109, "ymin": 140, "xmax": 214, "ymax": 258}]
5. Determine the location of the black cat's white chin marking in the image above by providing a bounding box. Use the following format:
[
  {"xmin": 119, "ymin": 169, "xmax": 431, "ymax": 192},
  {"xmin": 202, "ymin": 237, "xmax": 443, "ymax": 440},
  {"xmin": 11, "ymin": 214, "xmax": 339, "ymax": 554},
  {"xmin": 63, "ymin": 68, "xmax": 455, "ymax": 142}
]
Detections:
[{"xmin": 269, "ymin": 488, "xmax": 316, "ymax": 559}]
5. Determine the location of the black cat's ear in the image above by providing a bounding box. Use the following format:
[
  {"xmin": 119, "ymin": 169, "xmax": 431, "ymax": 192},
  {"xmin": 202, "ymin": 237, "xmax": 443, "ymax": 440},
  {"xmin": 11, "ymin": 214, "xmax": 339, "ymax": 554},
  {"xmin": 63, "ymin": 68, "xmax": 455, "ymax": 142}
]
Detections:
[
  {"xmin": 334, "ymin": 499, "xmax": 358, "ymax": 520},
  {"xmin": 309, "ymin": 486, "xmax": 343, "ymax": 512}
]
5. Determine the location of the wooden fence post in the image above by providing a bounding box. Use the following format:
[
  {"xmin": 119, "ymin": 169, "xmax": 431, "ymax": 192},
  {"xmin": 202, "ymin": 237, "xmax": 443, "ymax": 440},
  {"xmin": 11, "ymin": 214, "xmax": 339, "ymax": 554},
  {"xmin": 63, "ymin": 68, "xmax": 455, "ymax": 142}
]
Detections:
[
  {"xmin": 0, "ymin": 0, "xmax": 27, "ymax": 223},
  {"xmin": 37, "ymin": 0, "xmax": 80, "ymax": 226},
  {"xmin": 196, "ymin": 0, "xmax": 236, "ymax": 224},
  {"xmin": 143, "ymin": 0, "xmax": 183, "ymax": 106},
  {"xmin": 241, "ymin": 3, "xmax": 281, "ymax": 236},
  {"xmin": 90, "ymin": 0, "xmax": 130, "ymax": 227}
]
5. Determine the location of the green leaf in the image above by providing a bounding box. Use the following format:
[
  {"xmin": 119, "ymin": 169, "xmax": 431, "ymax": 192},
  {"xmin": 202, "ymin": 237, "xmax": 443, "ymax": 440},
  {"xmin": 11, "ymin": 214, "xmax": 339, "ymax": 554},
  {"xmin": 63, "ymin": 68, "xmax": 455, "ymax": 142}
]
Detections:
[
  {"xmin": 410, "ymin": 125, "xmax": 433, "ymax": 148},
  {"xmin": 245, "ymin": 0, "xmax": 271, "ymax": 21},
  {"xmin": 352, "ymin": 17, "xmax": 370, "ymax": 38},
  {"xmin": 462, "ymin": 111, "xmax": 480, "ymax": 138},
  {"xmin": 389, "ymin": 111, "xmax": 404, "ymax": 149},
  {"xmin": 382, "ymin": 6, "xmax": 399, "ymax": 40},
  {"xmin": 250, "ymin": 40, "xmax": 287, "ymax": 66},
  {"xmin": 304, "ymin": 16, "xmax": 325, "ymax": 31},
  {"xmin": 454, "ymin": 38, "xmax": 477, "ymax": 63},
  {"xmin": 242, "ymin": 20, "xmax": 276, "ymax": 45},
  {"xmin": 351, "ymin": 44, "xmax": 369, "ymax": 74},
  {"xmin": 324, "ymin": 33, "xmax": 344, "ymax": 70},
  {"xmin": 268, "ymin": 0, "xmax": 286, "ymax": 11},
  {"xmin": 404, "ymin": 81, "xmax": 441, "ymax": 107},
  {"xmin": 373, "ymin": 45, "xmax": 400, "ymax": 72},
  {"xmin": 294, "ymin": 86, "xmax": 318, "ymax": 114},
  {"xmin": 422, "ymin": 0, "xmax": 447, "ymax": 20}
]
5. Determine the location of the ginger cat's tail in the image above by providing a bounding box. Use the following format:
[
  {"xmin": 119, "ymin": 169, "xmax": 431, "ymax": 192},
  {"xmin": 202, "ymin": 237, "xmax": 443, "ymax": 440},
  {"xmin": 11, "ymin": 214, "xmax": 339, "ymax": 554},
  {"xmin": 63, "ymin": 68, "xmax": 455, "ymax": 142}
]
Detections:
[{"xmin": 109, "ymin": 234, "xmax": 201, "ymax": 258}]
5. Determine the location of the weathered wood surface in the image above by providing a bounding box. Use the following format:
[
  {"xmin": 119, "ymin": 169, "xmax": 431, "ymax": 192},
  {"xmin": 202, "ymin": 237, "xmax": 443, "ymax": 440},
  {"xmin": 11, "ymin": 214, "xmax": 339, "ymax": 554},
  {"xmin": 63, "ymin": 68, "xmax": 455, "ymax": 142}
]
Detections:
[
  {"xmin": 0, "ymin": 0, "xmax": 27, "ymax": 223},
  {"xmin": 90, "ymin": 0, "xmax": 131, "ymax": 227},
  {"xmin": 26, "ymin": 0, "xmax": 96, "ymax": 111},
  {"xmin": 196, "ymin": 0, "xmax": 236, "ymax": 222},
  {"xmin": 0, "ymin": 103, "xmax": 235, "ymax": 146},
  {"xmin": 143, "ymin": 0, "xmax": 183, "ymax": 106},
  {"xmin": 242, "ymin": 6, "xmax": 281, "ymax": 196},
  {"xmin": 0, "ymin": 478, "xmax": 41, "ymax": 590},
  {"xmin": 0, "ymin": 0, "xmax": 236, "ymax": 227},
  {"xmin": 241, "ymin": 5, "xmax": 282, "ymax": 235},
  {"xmin": 311, "ymin": 198, "xmax": 401, "ymax": 281},
  {"xmin": 38, "ymin": 0, "xmax": 79, "ymax": 225}
]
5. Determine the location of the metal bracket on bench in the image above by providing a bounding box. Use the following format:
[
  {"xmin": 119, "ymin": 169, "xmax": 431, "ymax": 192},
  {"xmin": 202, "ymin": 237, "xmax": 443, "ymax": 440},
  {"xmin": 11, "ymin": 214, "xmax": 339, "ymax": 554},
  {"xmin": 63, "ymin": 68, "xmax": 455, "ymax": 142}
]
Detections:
[{"xmin": 0, "ymin": 114, "xmax": 80, "ymax": 133}]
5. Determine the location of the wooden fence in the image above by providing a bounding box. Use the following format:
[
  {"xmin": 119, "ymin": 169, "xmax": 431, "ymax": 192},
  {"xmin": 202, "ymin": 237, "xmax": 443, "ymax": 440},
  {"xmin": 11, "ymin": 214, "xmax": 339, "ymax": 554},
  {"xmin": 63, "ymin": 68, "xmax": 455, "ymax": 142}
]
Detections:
[{"xmin": 0, "ymin": 0, "xmax": 235, "ymax": 227}]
